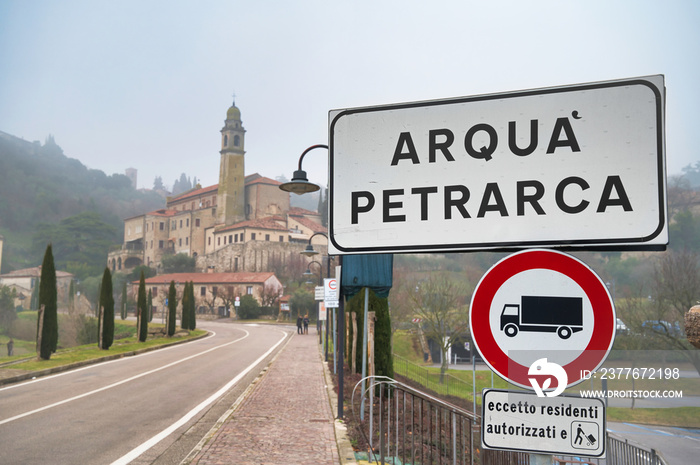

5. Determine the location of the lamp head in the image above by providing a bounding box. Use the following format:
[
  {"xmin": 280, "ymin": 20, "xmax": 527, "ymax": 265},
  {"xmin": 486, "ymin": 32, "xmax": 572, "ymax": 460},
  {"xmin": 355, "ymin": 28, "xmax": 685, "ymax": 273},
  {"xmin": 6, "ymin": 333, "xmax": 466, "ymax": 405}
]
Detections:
[
  {"xmin": 279, "ymin": 169, "xmax": 320, "ymax": 194},
  {"xmin": 301, "ymin": 244, "xmax": 319, "ymax": 257}
]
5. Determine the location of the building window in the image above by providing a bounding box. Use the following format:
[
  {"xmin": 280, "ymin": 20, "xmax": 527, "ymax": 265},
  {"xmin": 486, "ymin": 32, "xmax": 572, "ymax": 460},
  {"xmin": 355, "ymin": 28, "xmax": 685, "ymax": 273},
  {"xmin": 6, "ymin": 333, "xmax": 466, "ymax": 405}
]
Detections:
[
  {"xmin": 160, "ymin": 222, "xmax": 164, "ymax": 231},
  {"xmin": 251, "ymin": 233, "xmax": 256, "ymax": 240},
  {"xmin": 179, "ymin": 220, "xmax": 183, "ymax": 228},
  {"xmin": 240, "ymin": 233, "xmax": 244, "ymax": 242},
  {"xmin": 186, "ymin": 218, "xmax": 190, "ymax": 227},
  {"xmin": 200, "ymin": 286, "xmax": 206, "ymax": 296},
  {"xmin": 186, "ymin": 237, "xmax": 189, "ymax": 245},
  {"xmin": 152, "ymin": 287, "xmax": 158, "ymax": 296},
  {"xmin": 246, "ymin": 286, "xmax": 253, "ymax": 295},
  {"xmin": 217, "ymin": 237, "xmax": 220, "ymax": 246},
  {"xmin": 191, "ymin": 202, "xmax": 195, "ymax": 210},
  {"xmin": 196, "ymin": 218, "xmax": 200, "ymax": 227},
  {"xmin": 159, "ymin": 240, "xmax": 164, "ymax": 249},
  {"xmin": 234, "ymin": 135, "xmax": 240, "ymax": 146},
  {"xmin": 212, "ymin": 286, "xmax": 218, "ymax": 297},
  {"xmin": 234, "ymin": 234, "xmax": 238, "ymax": 243},
  {"xmin": 172, "ymin": 221, "xmax": 176, "ymax": 230},
  {"xmin": 279, "ymin": 235, "xmax": 284, "ymax": 242},
  {"xmin": 265, "ymin": 234, "xmax": 270, "ymax": 241},
  {"xmin": 224, "ymin": 134, "xmax": 228, "ymax": 146},
  {"xmin": 208, "ymin": 237, "xmax": 211, "ymax": 246},
  {"xmin": 223, "ymin": 236, "xmax": 226, "ymax": 245},
  {"xmin": 179, "ymin": 238, "xmax": 182, "ymax": 246},
  {"xmin": 234, "ymin": 257, "xmax": 238, "ymax": 271}
]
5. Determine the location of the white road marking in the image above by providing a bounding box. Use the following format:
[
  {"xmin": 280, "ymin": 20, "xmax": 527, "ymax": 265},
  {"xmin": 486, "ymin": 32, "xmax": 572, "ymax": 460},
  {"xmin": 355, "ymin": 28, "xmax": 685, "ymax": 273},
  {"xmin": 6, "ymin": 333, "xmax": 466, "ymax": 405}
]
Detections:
[
  {"xmin": 0, "ymin": 329, "xmax": 245, "ymax": 426},
  {"xmin": 110, "ymin": 329, "xmax": 289, "ymax": 465}
]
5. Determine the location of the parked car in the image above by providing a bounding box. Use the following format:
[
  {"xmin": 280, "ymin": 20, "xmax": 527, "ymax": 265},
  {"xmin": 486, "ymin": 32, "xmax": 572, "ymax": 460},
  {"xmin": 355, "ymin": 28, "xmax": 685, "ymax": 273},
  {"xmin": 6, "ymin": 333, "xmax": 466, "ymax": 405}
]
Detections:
[
  {"xmin": 642, "ymin": 320, "xmax": 683, "ymax": 337},
  {"xmin": 615, "ymin": 318, "xmax": 629, "ymax": 335}
]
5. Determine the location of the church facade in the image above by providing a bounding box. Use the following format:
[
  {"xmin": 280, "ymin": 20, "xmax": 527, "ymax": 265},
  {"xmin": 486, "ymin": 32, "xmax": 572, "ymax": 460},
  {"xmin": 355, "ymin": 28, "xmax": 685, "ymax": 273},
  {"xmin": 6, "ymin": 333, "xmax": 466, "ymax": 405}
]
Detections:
[{"xmin": 107, "ymin": 101, "xmax": 327, "ymax": 275}]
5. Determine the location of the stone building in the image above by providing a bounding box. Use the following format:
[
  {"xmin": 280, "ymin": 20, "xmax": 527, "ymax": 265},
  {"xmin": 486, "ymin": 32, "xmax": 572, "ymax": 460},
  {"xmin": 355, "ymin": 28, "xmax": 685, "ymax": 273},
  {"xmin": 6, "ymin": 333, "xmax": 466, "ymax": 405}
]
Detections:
[
  {"xmin": 139, "ymin": 271, "xmax": 283, "ymax": 315},
  {"xmin": 107, "ymin": 101, "xmax": 327, "ymax": 275}
]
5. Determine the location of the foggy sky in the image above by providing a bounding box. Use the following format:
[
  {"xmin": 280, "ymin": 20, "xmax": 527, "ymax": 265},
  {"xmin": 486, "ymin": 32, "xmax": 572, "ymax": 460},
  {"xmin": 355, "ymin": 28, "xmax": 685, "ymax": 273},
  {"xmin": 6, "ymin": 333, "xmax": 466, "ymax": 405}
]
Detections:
[{"xmin": 1, "ymin": 0, "xmax": 698, "ymax": 190}]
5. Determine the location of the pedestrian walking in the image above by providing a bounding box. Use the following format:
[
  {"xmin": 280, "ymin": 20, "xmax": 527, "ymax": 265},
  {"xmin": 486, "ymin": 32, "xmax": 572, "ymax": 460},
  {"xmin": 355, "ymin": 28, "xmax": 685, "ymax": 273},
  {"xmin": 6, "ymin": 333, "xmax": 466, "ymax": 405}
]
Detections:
[
  {"xmin": 7, "ymin": 338, "xmax": 14, "ymax": 357},
  {"xmin": 303, "ymin": 315, "xmax": 309, "ymax": 334},
  {"xmin": 296, "ymin": 315, "xmax": 303, "ymax": 334}
]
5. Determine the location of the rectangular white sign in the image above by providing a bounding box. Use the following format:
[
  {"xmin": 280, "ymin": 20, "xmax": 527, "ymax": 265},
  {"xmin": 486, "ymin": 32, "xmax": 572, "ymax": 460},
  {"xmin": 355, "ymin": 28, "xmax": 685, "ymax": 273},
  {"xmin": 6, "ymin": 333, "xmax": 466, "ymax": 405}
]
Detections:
[
  {"xmin": 481, "ymin": 389, "xmax": 605, "ymax": 457},
  {"xmin": 329, "ymin": 75, "xmax": 667, "ymax": 254},
  {"xmin": 324, "ymin": 278, "xmax": 339, "ymax": 308}
]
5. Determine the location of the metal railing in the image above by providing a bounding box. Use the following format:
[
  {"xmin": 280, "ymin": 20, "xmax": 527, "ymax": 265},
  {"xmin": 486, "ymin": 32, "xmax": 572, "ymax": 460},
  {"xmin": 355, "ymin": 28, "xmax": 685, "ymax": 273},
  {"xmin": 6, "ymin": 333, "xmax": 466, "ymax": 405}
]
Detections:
[
  {"xmin": 361, "ymin": 358, "xmax": 670, "ymax": 465},
  {"xmin": 351, "ymin": 376, "xmax": 529, "ymax": 465},
  {"xmin": 393, "ymin": 355, "xmax": 474, "ymax": 400}
]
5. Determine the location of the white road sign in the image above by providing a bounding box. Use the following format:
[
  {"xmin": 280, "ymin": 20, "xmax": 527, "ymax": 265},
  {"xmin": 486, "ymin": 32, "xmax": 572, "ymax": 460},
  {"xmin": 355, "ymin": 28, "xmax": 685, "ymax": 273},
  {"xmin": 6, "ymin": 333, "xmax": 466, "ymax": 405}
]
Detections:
[
  {"xmin": 324, "ymin": 278, "xmax": 339, "ymax": 308},
  {"xmin": 329, "ymin": 75, "xmax": 666, "ymax": 255},
  {"xmin": 482, "ymin": 389, "xmax": 606, "ymax": 457}
]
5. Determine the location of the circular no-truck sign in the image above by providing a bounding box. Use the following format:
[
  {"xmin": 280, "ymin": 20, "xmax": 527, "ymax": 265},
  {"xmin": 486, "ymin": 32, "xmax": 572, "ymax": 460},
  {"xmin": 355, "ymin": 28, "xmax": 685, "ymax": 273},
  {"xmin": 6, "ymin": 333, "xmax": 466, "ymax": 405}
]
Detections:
[{"xmin": 469, "ymin": 249, "xmax": 615, "ymax": 389}]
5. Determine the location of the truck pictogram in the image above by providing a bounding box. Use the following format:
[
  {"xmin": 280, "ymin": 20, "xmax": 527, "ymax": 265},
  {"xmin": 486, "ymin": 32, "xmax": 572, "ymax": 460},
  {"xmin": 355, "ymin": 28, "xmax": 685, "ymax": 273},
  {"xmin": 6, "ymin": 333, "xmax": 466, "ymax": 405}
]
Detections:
[{"xmin": 500, "ymin": 296, "xmax": 583, "ymax": 339}]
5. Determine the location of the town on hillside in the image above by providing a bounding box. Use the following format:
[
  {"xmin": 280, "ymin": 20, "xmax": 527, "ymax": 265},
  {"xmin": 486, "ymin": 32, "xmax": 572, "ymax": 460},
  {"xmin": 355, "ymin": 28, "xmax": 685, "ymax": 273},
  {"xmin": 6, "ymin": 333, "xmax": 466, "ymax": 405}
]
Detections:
[{"xmin": 106, "ymin": 101, "xmax": 329, "ymax": 317}]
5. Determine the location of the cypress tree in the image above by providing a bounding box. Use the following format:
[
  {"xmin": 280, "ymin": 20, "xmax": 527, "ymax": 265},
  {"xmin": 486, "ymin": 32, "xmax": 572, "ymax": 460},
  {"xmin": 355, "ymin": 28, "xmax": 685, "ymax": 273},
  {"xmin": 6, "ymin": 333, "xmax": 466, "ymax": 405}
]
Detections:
[
  {"xmin": 147, "ymin": 288, "xmax": 153, "ymax": 322},
  {"xmin": 167, "ymin": 281, "xmax": 177, "ymax": 336},
  {"xmin": 98, "ymin": 267, "xmax": 114, "ymax": 350},
  {"xmin": 137, "ymin": 270, "xmax": 148, "ymax": 342},
  {"xmin": 120, "ymin": 282, "xmax": 127, "ymax": 320},
  {"xmin": 180, "ymin": 281, "xmax": 190, "ymax": 330},
  {"xmin": 373, "ymin": 290, "xmax": 394, "ymax": 380},
  {"xmin": 188, "ymin": 281, "xmax": 196, "ymax": 330},
  {"xmin": 37, "ymin": 244, "xmax": 58, "ymax": 360}
]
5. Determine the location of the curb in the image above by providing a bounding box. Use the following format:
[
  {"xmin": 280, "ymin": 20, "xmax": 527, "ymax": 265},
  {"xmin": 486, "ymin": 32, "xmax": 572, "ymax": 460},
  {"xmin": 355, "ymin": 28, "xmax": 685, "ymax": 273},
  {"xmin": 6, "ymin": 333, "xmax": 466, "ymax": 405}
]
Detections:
[
  {"xmin": 0, "ymin": 331, "xmax": 210, "ymax": 387},
  {"xmin": 321, "ymin": 344, "xmax": 359, "ymax": 465}
]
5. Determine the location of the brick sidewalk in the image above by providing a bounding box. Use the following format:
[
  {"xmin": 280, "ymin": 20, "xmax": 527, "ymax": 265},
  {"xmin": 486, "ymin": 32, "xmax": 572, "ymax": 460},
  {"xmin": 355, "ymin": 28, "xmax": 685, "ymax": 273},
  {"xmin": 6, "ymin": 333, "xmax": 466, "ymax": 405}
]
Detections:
[{"xmin": 188, "ymin": 330, "xmax": 344, "ymax": 464}]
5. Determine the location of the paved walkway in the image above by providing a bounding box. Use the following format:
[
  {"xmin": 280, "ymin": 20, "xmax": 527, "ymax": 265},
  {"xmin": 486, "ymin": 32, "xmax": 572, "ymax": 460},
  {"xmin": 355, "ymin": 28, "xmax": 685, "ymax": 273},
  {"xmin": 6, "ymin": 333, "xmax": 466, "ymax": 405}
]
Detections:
[{"xmin": 186, "ymin": 330, "xmax": 354, "ymax": 465}]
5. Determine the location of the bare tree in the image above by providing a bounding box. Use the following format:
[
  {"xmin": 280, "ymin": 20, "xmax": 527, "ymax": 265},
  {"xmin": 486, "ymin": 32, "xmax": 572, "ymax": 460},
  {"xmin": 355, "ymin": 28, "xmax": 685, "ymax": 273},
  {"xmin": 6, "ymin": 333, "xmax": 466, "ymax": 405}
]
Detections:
[
  {"xmin": 409, "ymin": 275, "xmax": 470, "ymax": 382},
  {"xmin": 621, "ymin": 250, "xmax": 700, "ymax": 374}
]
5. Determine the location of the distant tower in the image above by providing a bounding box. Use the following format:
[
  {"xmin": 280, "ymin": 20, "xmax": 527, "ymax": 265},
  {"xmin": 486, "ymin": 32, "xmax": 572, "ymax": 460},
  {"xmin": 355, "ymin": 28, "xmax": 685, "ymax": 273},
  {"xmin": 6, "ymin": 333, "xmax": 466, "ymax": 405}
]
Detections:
[
  {"xmin": 217, "ymin": 99, "xmax": 246, "ymax": 225},
  {"xmin": 125, "ymin": 167, "xmax": 137, "ymax": 189}
]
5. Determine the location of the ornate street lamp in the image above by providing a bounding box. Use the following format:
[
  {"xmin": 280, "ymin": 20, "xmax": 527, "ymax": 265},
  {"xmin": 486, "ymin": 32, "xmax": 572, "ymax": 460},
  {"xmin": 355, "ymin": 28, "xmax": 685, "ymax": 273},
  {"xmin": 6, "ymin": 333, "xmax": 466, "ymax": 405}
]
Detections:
[{"xmin": 278, "ymin": 144, "xmax": 327, "ymax": 194}]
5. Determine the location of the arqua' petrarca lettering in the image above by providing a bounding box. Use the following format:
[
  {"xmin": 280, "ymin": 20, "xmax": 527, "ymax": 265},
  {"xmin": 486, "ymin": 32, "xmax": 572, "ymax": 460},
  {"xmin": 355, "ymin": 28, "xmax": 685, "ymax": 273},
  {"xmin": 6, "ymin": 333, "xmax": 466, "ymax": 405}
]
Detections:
[
  {"xmin": 351, "ymin": 176, "xmax": 633, "ymax": 224},
  {"xmin": 350, "ymin": 114, "xmax": 634, "ymax": 225}
]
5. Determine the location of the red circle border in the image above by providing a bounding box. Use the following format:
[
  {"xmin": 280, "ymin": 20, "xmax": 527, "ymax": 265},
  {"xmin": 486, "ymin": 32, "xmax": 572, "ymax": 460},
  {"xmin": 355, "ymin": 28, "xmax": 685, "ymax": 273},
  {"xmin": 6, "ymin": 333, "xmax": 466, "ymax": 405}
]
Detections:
[{"xmin": 469, "ymin": 249, "xmax": 615, "ymax": 388}]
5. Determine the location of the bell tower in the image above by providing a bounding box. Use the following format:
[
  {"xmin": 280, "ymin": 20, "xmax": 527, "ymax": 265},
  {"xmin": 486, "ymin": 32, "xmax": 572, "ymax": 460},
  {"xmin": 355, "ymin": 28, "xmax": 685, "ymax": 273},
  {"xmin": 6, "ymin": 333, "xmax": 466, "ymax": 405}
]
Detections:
[{"xmin": 217, "ymin": 99, "xmax": 246, "ymax": 225}]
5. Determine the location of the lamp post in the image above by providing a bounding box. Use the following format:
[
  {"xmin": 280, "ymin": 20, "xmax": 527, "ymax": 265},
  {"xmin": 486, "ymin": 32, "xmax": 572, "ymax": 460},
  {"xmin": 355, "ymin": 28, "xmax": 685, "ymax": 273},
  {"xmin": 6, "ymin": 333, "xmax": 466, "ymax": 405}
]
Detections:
[
  {"xmin": 304, "ymin": 259, "xmax": 326, "ymax": 343},
  {"xmin": 301, "ymin": 233, "xmax": 332, "ymax": 358},
  {"xmin": 281, "ymin": 144, "xmax": 346, "ymax": 420}
]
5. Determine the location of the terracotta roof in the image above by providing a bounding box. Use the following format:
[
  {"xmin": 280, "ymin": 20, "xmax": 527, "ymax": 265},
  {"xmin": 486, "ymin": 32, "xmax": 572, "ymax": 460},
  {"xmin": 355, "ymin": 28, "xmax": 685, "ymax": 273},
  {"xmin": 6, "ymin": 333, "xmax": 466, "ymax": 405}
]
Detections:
[
  {"xmin": 246, "ymin": 175, "xmax": 282, "ymax": 186},
  {"xmin": 217, "ymin": 216, "xmax": 288, "ymax": 233},
  {"xmin": 291, "ymin": 215, "xmax": 327, "ymax": 234},
  {"xmin": 0, "ymin": 266, "xmax": 73, "ymax": 279},
  {"xmin": 141, "ymin": 272, "xmax": 276, "ymax": 285},
  {"xmin": 169, "ymin": 184, "xmax": 219, "ymax": 203},
  {"xmin": 146, "ymin": 209, "xmax": 178, "ymax": 217},
  {"xmin": 289, "ymin": 207, "xmax": 319, "ymax": 217}
]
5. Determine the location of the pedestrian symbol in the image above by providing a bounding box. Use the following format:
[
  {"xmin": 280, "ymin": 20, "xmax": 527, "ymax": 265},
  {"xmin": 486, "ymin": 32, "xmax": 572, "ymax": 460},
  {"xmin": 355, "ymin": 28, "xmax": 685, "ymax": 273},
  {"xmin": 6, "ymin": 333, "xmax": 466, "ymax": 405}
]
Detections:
[{"xmin": 572, "ymin": 421, "xmax": 599, "ymax": 450}]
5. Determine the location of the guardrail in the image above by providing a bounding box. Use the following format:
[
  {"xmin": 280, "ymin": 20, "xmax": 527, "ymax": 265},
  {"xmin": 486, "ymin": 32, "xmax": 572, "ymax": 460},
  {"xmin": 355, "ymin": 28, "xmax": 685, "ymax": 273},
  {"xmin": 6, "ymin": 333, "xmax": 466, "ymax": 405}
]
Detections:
[{"xmin": 351, "ymin": 376, "xmax": 530, "ymax": 465}]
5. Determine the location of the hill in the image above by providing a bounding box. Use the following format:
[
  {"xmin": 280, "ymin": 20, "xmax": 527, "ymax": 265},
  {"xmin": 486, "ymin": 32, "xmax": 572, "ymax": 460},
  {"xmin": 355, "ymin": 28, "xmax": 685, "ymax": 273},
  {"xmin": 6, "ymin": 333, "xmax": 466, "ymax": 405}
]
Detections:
[{"xmin": 0, "ymin": 131, "xmax": 164, "ymax": 273}]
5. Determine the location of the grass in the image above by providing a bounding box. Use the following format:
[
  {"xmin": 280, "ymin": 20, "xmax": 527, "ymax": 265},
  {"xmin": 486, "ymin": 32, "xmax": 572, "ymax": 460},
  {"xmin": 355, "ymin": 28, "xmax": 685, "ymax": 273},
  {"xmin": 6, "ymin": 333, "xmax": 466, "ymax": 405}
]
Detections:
[
  {"xmin": 1, "ymin": 324, "xmax": 207, "ymax": 372},
  {"xmin": 391, "ymin": 330, "xmax": 700, "ymax": 429}
]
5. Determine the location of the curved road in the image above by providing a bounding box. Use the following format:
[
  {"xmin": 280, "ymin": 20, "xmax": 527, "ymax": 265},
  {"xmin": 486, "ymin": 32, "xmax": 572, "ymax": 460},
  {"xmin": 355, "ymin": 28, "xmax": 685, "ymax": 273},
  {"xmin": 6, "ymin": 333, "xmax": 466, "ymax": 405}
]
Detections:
[{"xmin": 0, "ymin": 321, "xmax": 292, "ymax": 465}]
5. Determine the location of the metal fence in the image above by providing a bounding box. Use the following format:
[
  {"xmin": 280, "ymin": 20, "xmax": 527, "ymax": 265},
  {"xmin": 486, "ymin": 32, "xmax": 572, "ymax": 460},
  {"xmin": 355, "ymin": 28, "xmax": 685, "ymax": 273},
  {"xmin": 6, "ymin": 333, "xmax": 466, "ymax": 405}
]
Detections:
[
  {"xmin": 393, "ymin": 355, "xmax": 474, "ymax": 400},
  {"xmin": 351, "ymin": 376, "xmax": 529, "ymax": 465}
]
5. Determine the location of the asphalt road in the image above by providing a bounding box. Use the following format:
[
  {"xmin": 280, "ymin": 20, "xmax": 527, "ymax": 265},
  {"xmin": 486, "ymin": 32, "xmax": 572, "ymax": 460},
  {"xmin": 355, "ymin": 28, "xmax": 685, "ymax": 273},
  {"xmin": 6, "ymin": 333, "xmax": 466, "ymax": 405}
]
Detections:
[
  {"xmin": 0, "ymin": 321, "xmax": 292, "ymax": 465},
  {"xmin": 608, "ymin": 421, "xmax": 700, "ymax": 465}
]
